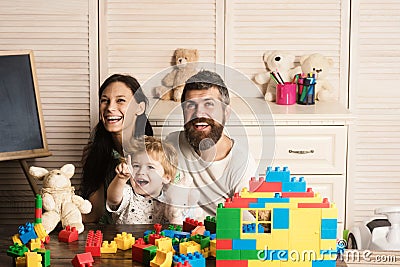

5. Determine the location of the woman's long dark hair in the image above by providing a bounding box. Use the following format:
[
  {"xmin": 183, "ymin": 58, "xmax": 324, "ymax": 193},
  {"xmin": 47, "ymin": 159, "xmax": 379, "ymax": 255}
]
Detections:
[{"xmin": 80, "ymin": 74, "xmax": 153, "ymax": 198}]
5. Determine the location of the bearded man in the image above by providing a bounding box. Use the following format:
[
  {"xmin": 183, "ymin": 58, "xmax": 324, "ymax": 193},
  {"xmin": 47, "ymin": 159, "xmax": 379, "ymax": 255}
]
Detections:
[{"xmin": 166, "ymin": 70, "xmax": 257, "ymax": 218}]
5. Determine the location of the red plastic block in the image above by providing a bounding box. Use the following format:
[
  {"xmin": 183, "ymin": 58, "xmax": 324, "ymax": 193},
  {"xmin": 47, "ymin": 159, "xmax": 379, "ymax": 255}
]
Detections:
[
  {"xmin": 249, "ymin": 177, "xmax": 282, "ymax": 193},
  {"xmin": 58, "ymin": 226, "xmax": 79, "ymax": 243},
  {"xmin": 71, "ymin": 252, "xmax": 94, "ymax": 267},
  {"xmin": 216, "ymin": 260, "xmax": 248, "ymax": 267},
  {"xmin": 154, "ymin": 223, "xmax": 162, "ymax": 234},
  {"xmin": 85, "ymin": 230, "xmax": 103, "ymax": 257},
  {"xmin": 216, "ymin": 239, "xmax": 232, "ymax": 250},
  {"xmin": 183, "ymin": 218, "xmax": 203, "ymax": 233},
  {"xmin": 298, "ymin": 198, "xmax": 330, "ymax": 208},
  {"xmin": 224, "ymin": 193, "xmax": 257, "ymax": 208},
  {"xmin": 176, "ymin": 261, "xmax": 192, "ymax": 267},
  {"xmin": 132, "ymin": 238, "xmax": 152, "ymax": 263},
  {"xmin": 148, "ymin": 233, "xmax": 163, "ymax": 245},
  {"xmin": 282, "ymin": 188, "xmax": 314, "ymax": 198}
]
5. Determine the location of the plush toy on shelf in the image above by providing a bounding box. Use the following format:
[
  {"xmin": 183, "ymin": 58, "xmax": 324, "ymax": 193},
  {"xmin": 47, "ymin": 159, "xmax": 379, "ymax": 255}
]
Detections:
[
  {"xmin": 300, "ymin": 53, "xmax": 335, "ymax": 101},
  {"xmin": 154, "ymin": 48, "xmax": 199, "ymax": 102},
  {"xmin": 29, "ymin": 164, "xmax": 92, "ymax": 234},
  {"xmin": 254, "ymin": 50, "xmax": 301, "ymax": 102}
]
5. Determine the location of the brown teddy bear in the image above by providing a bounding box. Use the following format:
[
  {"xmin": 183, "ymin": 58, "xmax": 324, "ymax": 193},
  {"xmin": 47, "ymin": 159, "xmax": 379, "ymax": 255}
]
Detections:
[
  {"xmin": 29, "ymin": 164, "xmax": 92, "ymax": 234},
  {"xmin": 155, "ymin": 48, "xmax": 199, "ymax": 102}
]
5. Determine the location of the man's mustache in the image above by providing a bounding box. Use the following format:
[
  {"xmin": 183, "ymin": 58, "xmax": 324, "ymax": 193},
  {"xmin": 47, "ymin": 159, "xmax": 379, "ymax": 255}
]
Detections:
[{"xmin": 185, "ymin": 117, "xmax": 219, "ymax": 127}]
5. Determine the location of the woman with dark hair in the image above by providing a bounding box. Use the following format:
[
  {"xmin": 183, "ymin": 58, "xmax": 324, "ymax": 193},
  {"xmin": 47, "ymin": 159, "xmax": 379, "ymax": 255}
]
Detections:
[{"xmin": 80, "ymin": 74, "xmax": 153, "ymax": 223}]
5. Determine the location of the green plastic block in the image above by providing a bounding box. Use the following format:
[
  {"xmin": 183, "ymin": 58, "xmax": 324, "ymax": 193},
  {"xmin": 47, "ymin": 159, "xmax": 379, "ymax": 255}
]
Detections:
[
  {"xmin": 143, "ymin": 245, "xmax": 157, "ymax": 265},
  {"xmin": 240, "ymin": 250, "xmax": 261, "ymax": 260},
  {"xmin": 33, "ymin": 248, "xmax": 50, "ymax": 267},
  {"xmin": 216, "ymin": 250, "xmax": 241, "ymax": 260},
  {"xmin": 216, "ymin": 228, "xmax": 241, "ymax": 239},
  {"xmin": 190, "ymin": 234, "xmax": 210, "ymax": 249}
]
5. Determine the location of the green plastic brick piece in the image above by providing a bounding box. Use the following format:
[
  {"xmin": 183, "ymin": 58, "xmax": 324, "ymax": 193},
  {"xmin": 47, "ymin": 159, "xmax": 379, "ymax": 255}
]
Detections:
[{"xmin": 216, "ymin": 250, "xmax": 241, "ymax": 260}]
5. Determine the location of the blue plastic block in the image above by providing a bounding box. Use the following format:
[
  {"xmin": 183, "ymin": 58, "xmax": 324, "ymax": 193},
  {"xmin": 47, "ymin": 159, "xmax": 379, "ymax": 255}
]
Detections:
[
  {"xmin": 161, "ymin": 229, "xmax": 175, "ymax": 238},
  {"xmin": 173, "ymin": 252, "xmax": 205, "ymax": 267},
  {"xmin": 242, "ymin": 223, "xmax": 256, "ymax": 233},
  {"xmin": 258, "ymin": 224, "xmax": 265, "ymax": 233},
  {"xmin": 258, "ymin": 197, "xmax": 290, "ymax": 203},
  {"xmin": 282, "ymin": 177, "xmax": 306, "ymax": 192},
  {"xmin": 18, "ymin": 222, "xmax": 38, "ymax": 244},
  {"xmin": 321, "ymin": 219, "xmax": 337, "ymax": 230},
  {"xmin": 248, "ymin": 203, "xmax": 267, "ymax": 208},
  {"xmin": 321, "ymin": 229, "xmax": 337, "ymax": 239},
  {"xmin": 312, "ymin": 259, "xmax": 336, "ymax": 267},
  {"xmin": 273, "ymin": 208, "xmax": 289, "ymax": 229},
  {"xmin": 265, "ymin": 166, "xmax": 290, "ymax": 182},
  {"xmin": 210, "ymin": 233, "xmax": 216, "ymax": 240},
  {"xmin": 174, "ymin": 231, "xmax": 191, "ymax": 239},
  {"xmin": 232, "ymin": 239, "xmax": 256, "ymax": 250},
  {"xmin": 144, "ymin": 230, "xmax": 153, "ymax": 236}
]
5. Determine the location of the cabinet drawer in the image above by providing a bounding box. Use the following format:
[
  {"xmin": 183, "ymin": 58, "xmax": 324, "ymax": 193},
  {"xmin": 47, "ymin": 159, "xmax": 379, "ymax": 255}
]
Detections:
[{"xmin": 272, "ymin": 126, "xmax": 347, "ymax": 175}]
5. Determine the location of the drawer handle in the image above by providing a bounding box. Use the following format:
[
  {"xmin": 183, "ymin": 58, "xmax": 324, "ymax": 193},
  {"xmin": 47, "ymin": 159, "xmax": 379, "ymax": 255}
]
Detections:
[{"xmin": 288, "ymin": 149, "xmax": 314, "ymax": 154}]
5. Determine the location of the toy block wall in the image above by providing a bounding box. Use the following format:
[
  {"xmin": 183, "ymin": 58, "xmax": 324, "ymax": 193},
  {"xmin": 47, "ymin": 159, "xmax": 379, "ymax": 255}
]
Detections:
[{"xmin": 216, "ymin": 167, "xmax": 338, "ymax": 267}]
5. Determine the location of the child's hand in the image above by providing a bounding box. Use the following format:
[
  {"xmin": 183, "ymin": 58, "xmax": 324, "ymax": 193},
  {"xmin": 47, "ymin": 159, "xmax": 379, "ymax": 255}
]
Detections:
[{"xmin": 115, "ymin": 155, "xmax": 133, "ymax": 181}]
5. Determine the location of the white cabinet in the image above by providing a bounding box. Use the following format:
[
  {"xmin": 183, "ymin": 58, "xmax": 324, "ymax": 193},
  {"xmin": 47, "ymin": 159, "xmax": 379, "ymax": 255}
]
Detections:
[{"xmin": 148, "ymin": 98, "xmax": 353, "ymax": 234}]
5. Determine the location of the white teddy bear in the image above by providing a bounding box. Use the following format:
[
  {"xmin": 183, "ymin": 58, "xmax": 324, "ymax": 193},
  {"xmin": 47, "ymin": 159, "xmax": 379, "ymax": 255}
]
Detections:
[
  {"xmin": 300, "ymin": 53, "xmax": 335, "ymax": 101},
  {"xmin": 254, "ymin": 50, "xmax": 301, "ymax": 102},
  {"xmin": 29, "ymin": 164, "xmax": 92, "ymax": 234}
]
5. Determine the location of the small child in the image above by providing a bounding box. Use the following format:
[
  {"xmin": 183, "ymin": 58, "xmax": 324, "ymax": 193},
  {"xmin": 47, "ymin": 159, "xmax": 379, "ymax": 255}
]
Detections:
[{"xmin": 106, "ymin": 136, "xmax": 177, "ymax": 224}]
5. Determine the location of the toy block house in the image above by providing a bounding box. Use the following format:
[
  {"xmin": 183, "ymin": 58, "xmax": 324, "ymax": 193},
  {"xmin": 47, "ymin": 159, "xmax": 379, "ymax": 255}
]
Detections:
[{"xmin": 216, "ymin": 166, "xmax": 338, "ymax": 267}]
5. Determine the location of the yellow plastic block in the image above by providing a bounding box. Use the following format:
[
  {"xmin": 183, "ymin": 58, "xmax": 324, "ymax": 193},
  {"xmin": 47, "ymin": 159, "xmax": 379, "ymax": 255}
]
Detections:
[
  {"xmin": 320, "ymin": 239, "xmax": 337, "ymax": 251},
  {"xmin": 179, "ymin": 241, "xmax": 201, "ymax": 255},
  {"xmin": 33, "ymin": 223, "xmax": 49, "ymax": 243},
  {"xmin": 15, "ymin": 256, "xmax": 26, "ymax": 267},
  {"xmin": 28, "ymin": 238, "xmax": 42, "ymax": 251},
  {"xmin": 25, "ymin": 251, "xmax": 42, "ymax": 267},
  {"xmin": 150, "ymin": 250, "xmax": 173, "ymax": 267},
  {"xmin": 289, "ymin": 239, "xmax": 320, "ymax": 257},
  {"xmin": 100, "ymin": 241, "xmax": 117, "ymax": 253},
  {"xmin": 264, "ymin": 203, "xmax": 297, "ymax": 209},
  {"xmin": 289, "ymin": 194, "xmax": 322, "ymax": 203},
  {"xmin": 290, "ymin": 209, "xmax": 321, "ymax": 233},
  {"xmin": 155, "ymin": 237, "xmax": 174, "ymax": 253},
  {"xmin": 321, "ymin": 204, "xmax": 338, "ymax": 219},
  {"xmin": 114, "ymin": 232, "xmax": 135, "ymax": 250},
  {"xmin": 240, "ymin": 188, "xmax": 276, "ymax": 199},
  {"xmin": 201, "ymin": 247, "xmax": 210, "ymax": 258},
  {"xmin": 210, "ymin": 239, "xmax": 216, "ymax": 257},
  {"xmin": 12, "ymin": 234, "xmax": 22, "ymax": 245},
  {"xmin": 248, "ymin": 260, "xmax": 281, "ymax": 267},
  {"xmin": 281, "ymin": 260, "xmax": 312, "ymax": 267}
]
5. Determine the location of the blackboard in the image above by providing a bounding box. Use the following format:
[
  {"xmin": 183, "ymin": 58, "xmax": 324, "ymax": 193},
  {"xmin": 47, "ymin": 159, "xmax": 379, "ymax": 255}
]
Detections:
[{"xmin": 0, "ymin": 50, "xmax": 50, "ymax": 161}]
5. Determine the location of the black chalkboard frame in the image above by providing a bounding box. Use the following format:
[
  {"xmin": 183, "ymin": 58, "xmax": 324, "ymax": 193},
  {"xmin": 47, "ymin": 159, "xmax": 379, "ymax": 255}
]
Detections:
[{"xmin": 0, "ymin": 50, "xmax": 51, "ymax": 161}]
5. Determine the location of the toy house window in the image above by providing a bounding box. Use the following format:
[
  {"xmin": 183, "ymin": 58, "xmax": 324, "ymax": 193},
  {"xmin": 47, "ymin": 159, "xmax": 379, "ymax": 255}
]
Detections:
[{"xmin": 242, "ymin": 209, "xmax": 271, "ymax": 234}]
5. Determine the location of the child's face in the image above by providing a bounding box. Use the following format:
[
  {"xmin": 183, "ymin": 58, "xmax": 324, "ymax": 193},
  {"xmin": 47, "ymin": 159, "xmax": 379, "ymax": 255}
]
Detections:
[{"xmin": 129, "ymin": 151, "xmax": 170, "ymax": 198}]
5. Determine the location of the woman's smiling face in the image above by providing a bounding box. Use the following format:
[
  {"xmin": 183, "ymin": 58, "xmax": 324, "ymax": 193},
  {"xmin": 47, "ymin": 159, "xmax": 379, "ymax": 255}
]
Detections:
[{"xmin": 99, "ymin": 81, "xmax": 134, "ymax": 134}]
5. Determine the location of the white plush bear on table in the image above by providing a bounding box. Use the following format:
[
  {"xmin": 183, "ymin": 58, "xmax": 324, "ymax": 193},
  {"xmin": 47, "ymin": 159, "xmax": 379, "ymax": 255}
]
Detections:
[
  {"xmin": 300, "ymin": 53, "xmax": 335, "ymax": 101},
  {"xmin": 29, "ymin": 164, "xmax": 92, "ymax": 234},
  {"xmin": 254, "ymin": 50, "xmax": 302, "ymax": 102}
]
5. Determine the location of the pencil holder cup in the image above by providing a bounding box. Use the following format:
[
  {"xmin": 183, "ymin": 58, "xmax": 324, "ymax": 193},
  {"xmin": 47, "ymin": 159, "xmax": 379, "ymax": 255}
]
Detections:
[
  {"xmin": 297, "ymin": 78, "xmax": 316, "ymax": 105},
  {"xmin": 276, "ymin": 82, "xmax": 296, "ymax": 105}
]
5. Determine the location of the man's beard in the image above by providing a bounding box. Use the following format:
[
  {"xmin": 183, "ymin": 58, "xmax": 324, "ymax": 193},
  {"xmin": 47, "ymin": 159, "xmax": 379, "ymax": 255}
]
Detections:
[{"xmin": 184, "ymin": 117, "xmax": 224, "ymax": 151}]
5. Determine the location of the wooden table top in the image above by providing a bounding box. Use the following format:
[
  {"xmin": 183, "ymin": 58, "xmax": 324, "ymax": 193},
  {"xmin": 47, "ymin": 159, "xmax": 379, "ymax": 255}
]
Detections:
[{"xmin": 0, "ymin": 223, "xmax": 349, "ymax": 267}]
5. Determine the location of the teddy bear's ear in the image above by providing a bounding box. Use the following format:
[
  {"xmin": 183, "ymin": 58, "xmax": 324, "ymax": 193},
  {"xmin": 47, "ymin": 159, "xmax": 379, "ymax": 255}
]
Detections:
[
  {"xmin": 300, "ymin": 54, "xmax": 310, "ymax": 65},
  {"xmin": 29, "ymin": 166, "xmax": 49, "ymax": 180},
  {"xmin": 263, "ymin": 51, "xmax": 272, "ymax": 63},
  {"xmin": 60, "ymin": 164, "xmax": 75, "ymax": 179}
]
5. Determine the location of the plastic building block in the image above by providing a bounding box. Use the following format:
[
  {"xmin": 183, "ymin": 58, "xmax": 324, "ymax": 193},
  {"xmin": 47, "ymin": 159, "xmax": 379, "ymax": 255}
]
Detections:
[
  {"xmin": 34, "ymin": 194, "xmax": 42, "ymax": 225},
  {"xmin": 12, "ymin": 234, "xmax": 22, "ymax": 245},
  {"xmin": 173, "ymin": 252, "xmax": 205, "ymax": 267},
  {"xmin": 100, "ymin": 241, "xmax": 117, "ymax": 253},
  {"xmin": 216, "ymin": 239, "xmax": 232, "ymax": 250},
  {"xmin": 25, "ymin": 251, "xmax": 42, "ymax": 267},
  {"xmin": 176, "ymin": 261, "xmax": 192, "ymax": 267},
  {"xmin": 272, "ymin": 208, "xmax": 289, "ymax": 229},
  {"xmin": 71, "ymin": 252, "xmax": 94, "ymax": 267},
  {"xmin": 148, "ymin": 233, "xmax": 163, "ymax": 245},
  {"xmin": 282, "ymin": 177, "xmax": 306, "ymax": 192},
  {"xmin": 191, "ymin": 225, "xmax": 206, "ymax": 236},
  {"xmin": 132, "ymin": 238, "xmax": 152, "ymax": 263},
  {"xmin": 7, "ymin": 243, "xmax": 29, "ymax": 258},
  {"xmin": 190, "ymin": 234, "xmax": 210, "ymax": 249},
  {"xmin": 298, "ymin": 198, "xmax": 330, "ymax": 208},
  {"xmin": 215, "ymin": 260, "xmax": 248, "ymax": 267},
  {"xmin": 155, "ymin": 237, "xmax": 174, "ymax": 253},
  {"xmin": 58, "ymin": 225, "xmax": 78, "ymax": 242},
  {"xmin": 265, "ymin": 166, "xmax": 290, "ymax": 182},
  {"xmin": 15, "ymin": 256, "xmax": 26, "ymax": 267},
  {"xmin": 183, "ymin": 218, "xmax": 203, "ymax": 233},
  {"xmin": 85, "ymin": 230, "xmax": 103, "ymax": 257},
  {"xmin": 204, "ymin": 216, "xmax": 216, "ymax": 234},
  {"xmin": 210, "ymin": 240, "xmax": 216, "ymax": 257},
  {"xmin": 150, "ymin": 250, "xmax": 173, "ymax": 267},
  {"xmin": 18, "ymin": 222, "xmax": 38, "ymax": 244},
  {"xmin": 114, "ymin": 232, "xmax": 135, "ymax": 250},
  {"xmin": 232, "ymin": 239, "xmax": 256, "ymax": 250},
  {"xmin": 33, "ymin": 248, "xmax": 50, "ymax": 267},
  {"xmin": 179, "ymin": 241, "xmax": 201, "ymax": 255},
  {"xmin": 33, "ymin": 223, "xmax": 50, "ymax": 244},
  {"xmin": 154, "ymin": 223, "xmax": 162, "ymax": 234},
  {"xmin": 28, "ymin": 238, "xmax": 43, "ymax": 250},
  {"xmin": 143, "ymin": 245, "xmax": 158, "ymax": 266},
  {"xmin": 224, "ymin": 193, "xmax": 257, "ymax": 208}
]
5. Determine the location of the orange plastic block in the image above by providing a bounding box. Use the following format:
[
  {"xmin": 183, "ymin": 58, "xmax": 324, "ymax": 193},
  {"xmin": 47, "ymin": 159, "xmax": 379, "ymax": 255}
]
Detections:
[{"xmin": 191, "ymin": 226, "xmax": 206, "ymax": 236}]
